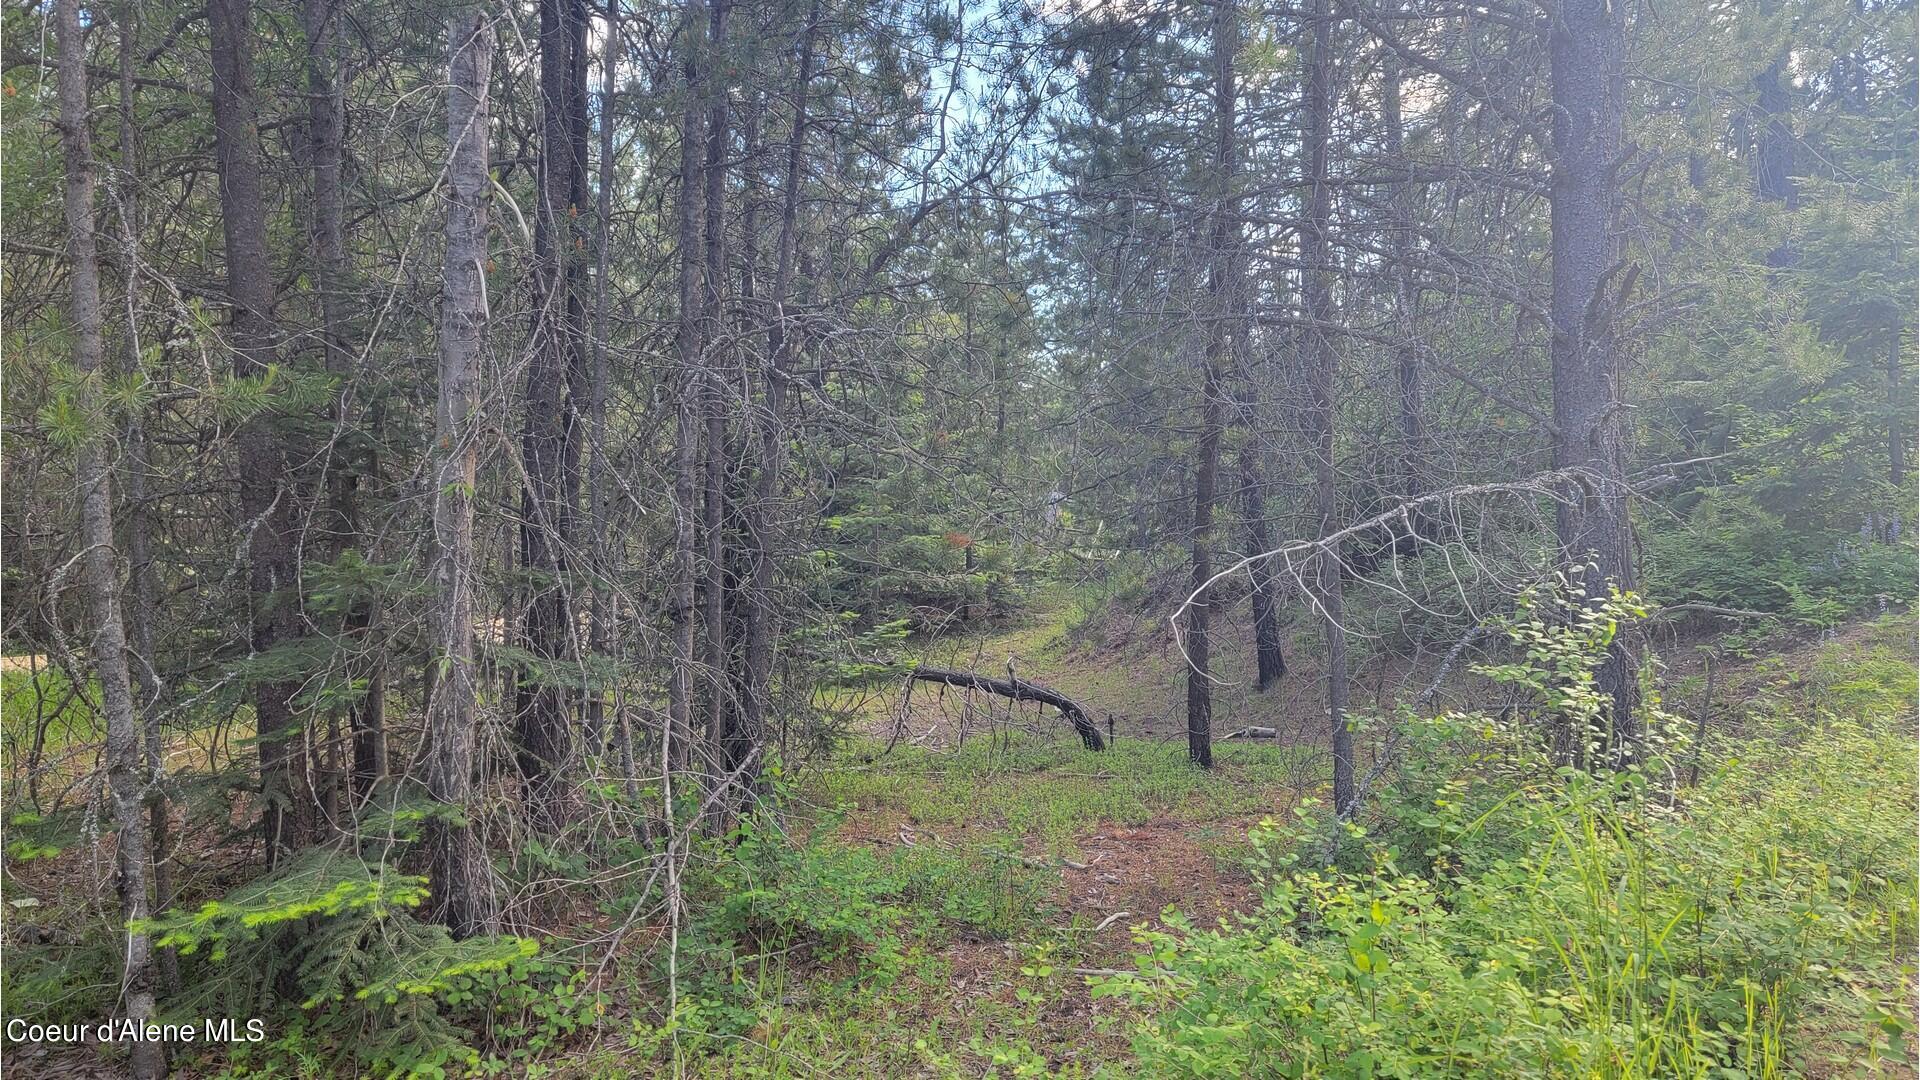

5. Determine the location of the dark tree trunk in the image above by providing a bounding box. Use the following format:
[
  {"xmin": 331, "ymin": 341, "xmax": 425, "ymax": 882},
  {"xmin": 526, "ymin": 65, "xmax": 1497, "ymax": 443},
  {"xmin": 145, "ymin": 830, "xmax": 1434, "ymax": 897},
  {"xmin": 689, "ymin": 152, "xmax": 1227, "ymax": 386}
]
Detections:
[
  {"xmin": 1240, "ymin": 445, "xmax": 1286, "ymax": 688},
  {"xmin": 1187, "ymin": 373, "xmax": 1220, "ymax": 770},
  {"xmin": 56, "ymin": 3, "xmax": 166, "ymax": 1072},
  {"xmin": 1186, "ymin": 0, "xmax": 1242, "ymax": 770},
  {"xmin": 588, "ymin": 0, "xmax": 618, "ymax": 754},
  {"xmin": 744, "ymin": 0, "xmax": 819, "ymax": 766},
  {"xmin": 428, "ymin": 6, "xmax": 499, "ymax": 938},
  {"xmin": 701, "ymin": 0, "xmax": 737, "ymax": 790},
  {"xmin": 1304, "ymin": 0, "xmax": 1353, "ymax": 816},
  {"xmin": 210, "ymin": 0, "xmax": 313, "ymax": 862},
  {"xmin": 670, "ymin": 0, "xmax": 711, "ymax": 780},
  {"xmin": 1384, "ymin": 55, "xmax": 1427, "ymax": 509},
  {"xmin": 518, "ymin": 0, "xmax": 587, "ymax": 830},
  {"xmin": 301, "ymin": 0, "xmax": 385, "ymax": 806},
  {"xmin": 1549, "ymin": 0, "xmax": 1637, "ymax": 761}
]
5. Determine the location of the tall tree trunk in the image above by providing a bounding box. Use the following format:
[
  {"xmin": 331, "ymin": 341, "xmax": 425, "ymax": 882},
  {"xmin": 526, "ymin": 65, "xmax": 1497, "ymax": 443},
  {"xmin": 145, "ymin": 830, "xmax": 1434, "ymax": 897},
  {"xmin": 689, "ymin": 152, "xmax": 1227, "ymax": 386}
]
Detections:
[
  {"xmin": 1549, "ymin": 0, "xmax": 1636, "ymax": 762},
  {"xmin": 112, "ymin": 0, "xmax": 177, "ymax": 995},
  {"xmin": 588, "ymin": 0, "xmax": 618, "ymax": 754},
  {"xmin": 518, "ymin": 0, "xmax": 585, "ymax": 830},
  {"xmin": 701, "ymin": 0, "xmax": 737, "ymax": 790},
  {"xmin": 744, "ymin": 0, "xmax": 820, "ymax": 761},
  {"xmin": 1227, "ymin": 13, "xmax": 1281, "ymax": 694},
  {"xmin": 1187, "ymin": 0, "xmax": 1240, "ymax": 770},
  {"xmin": 1303, "ymin": 0, "xmax": 1353, "ymax": 816},
  {"xmin": 210, "ymin": 0, "xmax": 312, "ymax": 863},
  {"xmin": 301, "ymin": 0, "xmax": 385, "ymax": 805},
  {"xmin": 55, "ymin": 4, "xmax": 166, "ymax": 1073},
  {"xmin": 429, "ymin": 6, "xmax": 499, "ymax": 938},
  {"xmin": 670, "ymin": 0, "xmax": 711, "ymax": 781}
]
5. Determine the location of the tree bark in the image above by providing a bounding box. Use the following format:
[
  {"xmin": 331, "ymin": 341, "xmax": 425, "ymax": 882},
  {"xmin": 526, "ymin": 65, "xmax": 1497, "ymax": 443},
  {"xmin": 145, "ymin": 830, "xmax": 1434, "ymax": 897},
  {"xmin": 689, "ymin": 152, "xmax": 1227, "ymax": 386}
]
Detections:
[
  {"xmin": 428, "ymin": 6, "xmax": 499, "ymax": 938},
  {"xmin": 210, "ymin": 0, "xmax": 313, "ymax": 862},
  {"xmin": 111, "ymin": 0, "xmax": 178, "ymax": 995},
  {"xmin": 700, "ymin": 0, "xmax": 739, "ymax": 792},
  {"xmin": 587, "ymin": 0, "xmax": 618, "ymax": 754},
  {"xmin": 1304, "ymin": 0, "xmax": 1353, "ymax": 816},
  {"xmin": 1240, "ymin": 444, "xmax": 1286, "ymax": 688},
  {"xmin": 1186, "ymin": 0, "xmax": 1241, "ymax": 771},
  {"xmin": 1549, "ymin": 0, "xmax": 1637, "ymax": 761},
  {"xmin": 744, "ymin": 0, "xmax": 820, "ymax": 770},
  {"xmin": 301, "ymin": 0, "xmax": 385, "ymax": 806},
  {"xmin": 670, "ymin": 0, "xmax": 711, "ymax": 780},
  {"xmin": 1384, "ymin": 54, "xmax": 1427, "ymax": 510},
  {"xmin": 55, "ymin": 3, "xmax": 166, "ymax": 1073},
  {"xmin": 517, "ymin": 0, "xmax": 587, "ymax": 830}
]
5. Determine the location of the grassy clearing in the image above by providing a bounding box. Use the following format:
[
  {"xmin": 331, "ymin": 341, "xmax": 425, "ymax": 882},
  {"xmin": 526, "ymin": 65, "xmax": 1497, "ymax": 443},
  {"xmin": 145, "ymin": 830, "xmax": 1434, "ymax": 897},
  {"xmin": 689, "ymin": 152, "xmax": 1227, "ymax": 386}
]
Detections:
[
  {"xmin": 822, "ymin": 577, "xmax": 1338, "ymax": 745},
  {"xmin": 807, "ymin": 736, "xmax": 1309, "ymax": 855}
]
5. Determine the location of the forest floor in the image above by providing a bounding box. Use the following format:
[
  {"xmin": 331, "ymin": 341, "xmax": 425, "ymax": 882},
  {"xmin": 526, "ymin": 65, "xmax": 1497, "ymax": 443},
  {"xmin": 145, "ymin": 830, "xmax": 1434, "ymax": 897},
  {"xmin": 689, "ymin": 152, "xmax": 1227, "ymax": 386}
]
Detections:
[
  {"xmin": 556, "ymin": 605, "xmax": 1916, "ymax": 1078},
  {"xmin": 3, "ymin": 607, "xmax": 1913, "ymax": 1078}
]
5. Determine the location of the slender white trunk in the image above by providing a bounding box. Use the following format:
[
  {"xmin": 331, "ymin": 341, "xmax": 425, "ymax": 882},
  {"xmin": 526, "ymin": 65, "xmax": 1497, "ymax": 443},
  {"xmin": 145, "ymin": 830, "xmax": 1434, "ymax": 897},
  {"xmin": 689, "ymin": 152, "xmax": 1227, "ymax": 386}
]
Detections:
[{"xmin": 56, "ymin": 2, "xmax": 165, "ymax": 1073}]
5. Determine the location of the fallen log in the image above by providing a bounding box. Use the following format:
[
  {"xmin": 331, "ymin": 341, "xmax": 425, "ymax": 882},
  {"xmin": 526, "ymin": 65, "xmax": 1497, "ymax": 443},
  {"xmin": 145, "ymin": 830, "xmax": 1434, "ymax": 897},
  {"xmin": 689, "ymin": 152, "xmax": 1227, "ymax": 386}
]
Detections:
[{"xmin": 906, "ymin": 666, "xmax": 1107, "ymax": 750}]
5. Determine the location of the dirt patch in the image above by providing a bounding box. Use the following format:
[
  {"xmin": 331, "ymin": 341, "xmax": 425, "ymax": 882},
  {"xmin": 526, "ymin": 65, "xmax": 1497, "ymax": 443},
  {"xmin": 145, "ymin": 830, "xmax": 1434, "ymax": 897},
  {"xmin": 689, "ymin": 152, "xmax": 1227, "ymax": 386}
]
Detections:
[
  {"xmin": 1, "ymin": 654, "xmax": 52, "ymax": 676},
  {"xmin": 936, "ymin": 937, "xmax": 1128, "ymax": 1070},
  {"xmin": 1045, "ymin": 818, "xmax": 1262, "ymax": 956}
]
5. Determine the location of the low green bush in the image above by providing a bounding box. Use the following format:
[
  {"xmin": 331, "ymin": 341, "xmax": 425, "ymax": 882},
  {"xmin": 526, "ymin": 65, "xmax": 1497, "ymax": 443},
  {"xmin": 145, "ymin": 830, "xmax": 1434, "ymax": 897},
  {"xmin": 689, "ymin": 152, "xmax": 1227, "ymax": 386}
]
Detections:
[
  {"xmin": 1643, "ymin": 493, "xmax": 1913, "ymax": 626},
  {"xmin": 1094, "ymin": 602, "xmax": 1917, "ymax": 1079}
]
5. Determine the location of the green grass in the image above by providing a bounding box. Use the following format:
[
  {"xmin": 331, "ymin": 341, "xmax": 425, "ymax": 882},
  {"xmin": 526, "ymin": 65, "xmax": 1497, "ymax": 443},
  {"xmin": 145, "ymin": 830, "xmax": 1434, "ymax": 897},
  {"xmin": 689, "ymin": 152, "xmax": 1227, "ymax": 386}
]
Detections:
[
  {"xmin": 807, "ymin": 735, "xmax": 1307, "ymax": 855},
  {"xmin": 1801, "ymin": 612, "xmax": 1919, "ymax": 719},
  {"xmin": 819, "ymin": 577, "xmax": 1299, "ymax": 741},
  {"xmin": 1, "ymin": 664, "xmax": 100, "ymax": 763}
]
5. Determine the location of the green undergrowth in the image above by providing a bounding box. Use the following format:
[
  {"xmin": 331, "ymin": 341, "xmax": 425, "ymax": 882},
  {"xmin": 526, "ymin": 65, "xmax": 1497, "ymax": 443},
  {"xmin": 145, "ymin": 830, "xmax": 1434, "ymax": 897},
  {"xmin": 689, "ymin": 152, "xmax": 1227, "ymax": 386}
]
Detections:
[
  {"xmin": 5, "ymin": 613, "xmax": 1911, "ymax": 1078},
  {"xmin": 644, "ymin": 810, "xmax": 1069, "ymax": 1074},
  {"xmin": 614, "ymin": 737, "xmax": 1310, "ymax": 1075},
  {"xmin": 809, "ymin": 735, "xmax": 1306, "ymax": 855},
  {"xmin": 1091, "ymin": 612, "xmax": 1919, "ymax": 1079},
  {"xmin": 1, "ymin": 664, "xmax": 100, "ymax": 768}
]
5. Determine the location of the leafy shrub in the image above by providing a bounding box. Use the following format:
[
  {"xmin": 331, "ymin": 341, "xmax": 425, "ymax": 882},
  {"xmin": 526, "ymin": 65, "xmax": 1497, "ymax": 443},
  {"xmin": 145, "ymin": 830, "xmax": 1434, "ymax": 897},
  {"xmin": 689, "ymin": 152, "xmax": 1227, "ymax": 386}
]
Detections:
[
  {"xmin": 1094, "ymin": 605, "xmax": 1917, "ymax": 1078},
  {"xmin": 1643, "ymin": 493, "xmax": 1913, "ymax": 625}
]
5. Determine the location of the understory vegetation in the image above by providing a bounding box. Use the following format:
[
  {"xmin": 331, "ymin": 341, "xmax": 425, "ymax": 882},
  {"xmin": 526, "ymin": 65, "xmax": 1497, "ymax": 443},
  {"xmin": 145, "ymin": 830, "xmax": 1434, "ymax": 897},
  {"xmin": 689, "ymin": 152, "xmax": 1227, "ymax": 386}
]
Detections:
[{"xmin": 5, "ymin": 605, "xmax": 1915, "ymax": 1078}]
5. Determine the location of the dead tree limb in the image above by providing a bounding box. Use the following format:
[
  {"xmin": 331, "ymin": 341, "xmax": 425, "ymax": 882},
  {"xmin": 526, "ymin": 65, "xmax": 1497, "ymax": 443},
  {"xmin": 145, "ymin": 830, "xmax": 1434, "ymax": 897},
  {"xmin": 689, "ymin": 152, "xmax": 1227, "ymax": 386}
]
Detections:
[{"xmin": 904, "ymin": 667, "xmax": 1106, "ymax": 750}]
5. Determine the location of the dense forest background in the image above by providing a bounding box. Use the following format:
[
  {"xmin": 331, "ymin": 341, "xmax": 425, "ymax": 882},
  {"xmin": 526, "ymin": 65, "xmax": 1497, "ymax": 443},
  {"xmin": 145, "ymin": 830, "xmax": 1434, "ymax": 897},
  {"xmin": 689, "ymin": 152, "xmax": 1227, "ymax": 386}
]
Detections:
[{"xmin": 0, "ymin": 0, "xmax": 1915, "ymax": 1073}]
